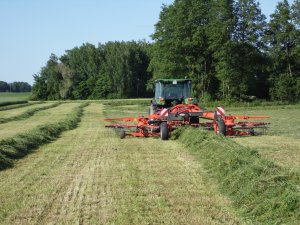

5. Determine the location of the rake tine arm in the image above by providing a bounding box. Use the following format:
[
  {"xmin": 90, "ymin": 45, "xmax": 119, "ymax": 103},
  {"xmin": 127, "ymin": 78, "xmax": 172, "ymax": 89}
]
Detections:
[
  {"xmin": 231, "ymin": 115, "xmax": 270, "ymax": 120},
  {"xmin": 104, "ymin": 117, "xmax": 137, "ymax": 122}
]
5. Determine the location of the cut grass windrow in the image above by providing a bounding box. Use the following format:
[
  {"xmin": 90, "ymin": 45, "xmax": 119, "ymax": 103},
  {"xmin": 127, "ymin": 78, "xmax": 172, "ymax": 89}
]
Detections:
[
  {"xmin": 0, "ymin": 102, "xmax": 61, "ymax": 124},
  {"xmin": 0, "ymin": 103, "xmax": 82, "ymax": 140},
  {"xmin": 0, "ymin": 102, "xmax": 42, "ymax": 111},
  {"xmin": 0, "ymin": 100, "xmax": 28, "ymax": 107},
  {"xmin": 0, "ymin": 102, "xmax": 89, "ymax": 170},
  {"xmin": 173, "ymin": 127, "xmax": 300, "ymax": 225}
]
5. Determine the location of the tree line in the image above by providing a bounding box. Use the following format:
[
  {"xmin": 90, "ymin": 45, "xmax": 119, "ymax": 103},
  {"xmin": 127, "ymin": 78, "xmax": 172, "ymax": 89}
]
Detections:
[
  {"xmin": 0, "ymin": 81, "xmax": 31, "ymax": 92},
  {"xmin": 31, "ymin": 42, "xmax": 151, "ymax": 100},
  {"xmin": 31, "ymin": 0, "xmax": 300, "ymax": 102}
]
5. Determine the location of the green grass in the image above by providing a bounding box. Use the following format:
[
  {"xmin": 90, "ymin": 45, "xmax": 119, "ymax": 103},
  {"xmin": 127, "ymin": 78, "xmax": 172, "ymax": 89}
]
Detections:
[
  {"xmin": 0, "ymin": 102, "xmax": 88, "ymax": 170},
  {"xmin": 172, "ymin": 127, "xmax": 300, "ymax": 224},
  {"xmin": 0, "ymin": 102, "xmax": 82, "ymax": 140},
  {"xmin": 230, "ymin": 106, "xmax": 300, "ymax": 173},
  {"xmin": 0, "ymin": 92, "xmax": 31, "ymax": 102},
  {"xmin": 0, "ymin": 103, "xmax": 243, "ymax": 224},
  {"xmin": 0, "ymin": 102, "xmax": 60, "ymax": 124},
  {"xmin": 104, "ymin": 101, "xmax": 300, "ymax": 224},
  {"xmin": 0, "ymin": 102, "xmax": 51, "ymax": 118},
  {"xmin": 228, "ymin": 106, "xmax": 300, "ymax": 138},
  {"xmin": 0, "ymin": 102, "xmax": 41, "ymax": 111},
  {"xmin": 102, "ymin": 98, "xmax": 151, "ymax": 106},
  {"xmin": 199, "ymin": 100, "xmax": 300, "ymax": 108},
  {"xmin": 0, "ymin": 92, "xmax": 31, "ymax": 108},
  {"xmin": 0, "ymin": 100, "xmax": 300, "ymax": 224}
]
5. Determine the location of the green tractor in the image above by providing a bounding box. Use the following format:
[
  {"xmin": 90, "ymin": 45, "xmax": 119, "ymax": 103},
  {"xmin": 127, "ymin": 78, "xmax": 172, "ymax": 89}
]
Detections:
[{"xmin": 149, "ymin": 79, "xmax": 198, "ymax": 114}]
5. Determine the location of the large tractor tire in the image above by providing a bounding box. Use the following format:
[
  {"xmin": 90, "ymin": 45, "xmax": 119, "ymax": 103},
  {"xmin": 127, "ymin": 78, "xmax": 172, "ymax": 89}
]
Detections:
[
  {"xmin": 160, "ymin": 122, "xmax": 169, "ymax": 140},
  {"xmin": 217, "ymin": 119, "xmax": 226, "ymax": 136}
]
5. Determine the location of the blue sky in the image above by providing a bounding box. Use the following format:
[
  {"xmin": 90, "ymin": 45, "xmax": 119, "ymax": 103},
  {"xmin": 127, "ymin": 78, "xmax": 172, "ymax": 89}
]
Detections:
[{"xmin": 0, "ymin": 0, "xmax": 294, "ymax": 85}]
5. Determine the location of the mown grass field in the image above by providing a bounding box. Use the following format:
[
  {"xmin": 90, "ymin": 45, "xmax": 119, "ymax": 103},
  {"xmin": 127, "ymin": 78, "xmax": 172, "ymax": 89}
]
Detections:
[
  {"xmin": 0, "ymin": 101, "xmax": 299, "ymax": 224},
  {"xmin": 230, "ymin": 106, "xmax": 300, "ymax": 171},
  {"xmin": 0, "ymin": 92, "xmax": 31, "ymax": 102}
]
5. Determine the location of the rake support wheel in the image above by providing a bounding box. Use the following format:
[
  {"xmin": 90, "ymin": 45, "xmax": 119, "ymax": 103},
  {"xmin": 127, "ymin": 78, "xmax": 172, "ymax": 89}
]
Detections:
[
  {"xmin": 160, "ymin": 122, "xmax": 169, "ymax": 140},
  {"xmin": 217, "ymin": 119, "xmax": 226, "ymax": 136},
  {"xmin": 119, "ymin": 129, "xmax": 126, "ymax": 139}
]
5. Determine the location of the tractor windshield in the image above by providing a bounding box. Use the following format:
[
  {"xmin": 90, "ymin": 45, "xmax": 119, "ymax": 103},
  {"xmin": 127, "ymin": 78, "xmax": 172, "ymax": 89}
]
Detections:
[{"xmin": 155, "ymin": 80, "xmax": 192, "ymax": 99}]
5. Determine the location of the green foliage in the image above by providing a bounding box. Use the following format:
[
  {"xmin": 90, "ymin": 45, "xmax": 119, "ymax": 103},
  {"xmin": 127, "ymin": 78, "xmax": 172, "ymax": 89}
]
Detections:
[
  {"xmin": 232, "ymin": 0, "xmax": 268, "ymax": 98},
  {"xmin": 150, "ymin": 0, "xmax": 215, "ymax": 98},
  {"xmin": 0, "ymin": 81, "xmax": 9, "ymax": 92},
  {"xmin": 31, "ymin": 0, "xmax": 300, "ymax": 103},
  {"xmin": 32, "ymin": 41, "xmax": 151, "ymax": 100},
  {"xmin": 270, "ymin": 73, "xmax": 298, "ymax": 101},
  {"xmin": 207, "ymin": 0, "xmax": 238, "ymax": 99},
  {"xmin": 151, "ymin": 0, "xmax": 270, "ymax": 100},
  {"xmin": 0, "ymin": 81, "xmax": 31, "ymax": 92},
  {"xmin": 266, "ymin": 0, "xmax": 300, "ymax": 102},
  {"xmin": 0, "ymin": 102, "xmax": 88, "ymax": 170},
  {"xmin": 174, "ymin": 127, "xmax": 300, "ymax": 224}
]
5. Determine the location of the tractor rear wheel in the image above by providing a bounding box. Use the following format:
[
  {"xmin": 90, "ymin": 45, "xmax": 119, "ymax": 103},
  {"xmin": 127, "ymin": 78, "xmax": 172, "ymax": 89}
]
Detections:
[
  {"xmin": 160, "ymin": 122, "xmax": 169, "ymax": 140},
  {"xmin": 217, "ymin": 119, "xmax": 226, "ymax": 135}
]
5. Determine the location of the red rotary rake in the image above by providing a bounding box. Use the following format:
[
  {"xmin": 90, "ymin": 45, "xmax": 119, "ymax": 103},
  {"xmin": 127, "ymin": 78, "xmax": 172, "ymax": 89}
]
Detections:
[{"xmin": 104, "ymin": 104, "xmax": 269, "ymax": 140}]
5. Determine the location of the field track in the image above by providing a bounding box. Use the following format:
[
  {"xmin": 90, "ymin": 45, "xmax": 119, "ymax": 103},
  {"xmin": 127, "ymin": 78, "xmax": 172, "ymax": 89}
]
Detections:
[{"xmin": 0, "ymin": 103, "xmax": 242, "ymax": 225}]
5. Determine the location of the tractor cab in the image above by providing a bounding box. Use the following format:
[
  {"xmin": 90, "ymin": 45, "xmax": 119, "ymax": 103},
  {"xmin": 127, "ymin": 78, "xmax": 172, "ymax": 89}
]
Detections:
[{"xmin": 151, "ymin": 79, "xmax": 197, "ymax": 112}]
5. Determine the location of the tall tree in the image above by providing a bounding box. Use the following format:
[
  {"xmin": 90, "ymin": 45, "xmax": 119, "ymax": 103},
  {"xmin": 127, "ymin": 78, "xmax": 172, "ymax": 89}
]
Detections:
[
  {"xmin": 56, "ymin": 63, "xmax": 74, "ymax": 99},
  {"xmin": 0, "ymin": 81, "xmax": 9, "ymax": 92},
  {"xmin": 207, "ymin": 0, "xmax": 237, "ymax": 99},
  {"xmin": 100, "ymin": 41, "xmax": 150, "ymax": 98},
  {"xmin": 60, "ymin": 43, "xmax": 103, "ymax": 99},
  {"xmin": 233, "ymin": 0, "xmax": 268, "ymax": 98},
  {"xmin": 292, "ymin": 0, "xmax": 300, "ymax": 26},
  {"xmin": 31, "ymin": 54, "xmax": 61, "ymax": 100},
  {"xmin": 234, "ymin": 0, "xmax": 266, "ymax": 47},
  {"xmin": 266, "ymin": 0, "xmax": 300, "ymax": 101},
  {"xmin": 292, "ymin": 0, "xmax": 300, "ymax": 99},
  {"xmin": 150, "ymin": 0, "xmax": 215, "ymax": 99},
  {"xmin": 31, "ymin": 74, "xmax": 48, "ymax": 100}
]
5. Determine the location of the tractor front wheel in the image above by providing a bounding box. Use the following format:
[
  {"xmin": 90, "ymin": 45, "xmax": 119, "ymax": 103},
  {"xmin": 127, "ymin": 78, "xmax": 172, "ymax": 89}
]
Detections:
[{"xmin": 160, "ymin": 122, "xmax": 169, "ymax": 140}]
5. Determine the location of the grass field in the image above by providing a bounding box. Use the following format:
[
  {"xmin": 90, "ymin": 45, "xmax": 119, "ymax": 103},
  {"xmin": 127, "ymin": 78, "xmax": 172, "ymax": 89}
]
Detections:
[
  {"xmin": 0, "ymin": 92, "xmax": 31, "ymax": 102},
  {"xmin": 0, "ymin": 103, "xmax": 80, "ymax": 140},
  {"xmin": 0, "ymin": 102, "xmax": 54, "ymax": 120},
  {"xmin": 0, "ymin": 101, "xmax": 299, "ymax": 224},
  {"xmin": 229, "ymin": 106, "xmax": 300, "ymax": 171}
]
